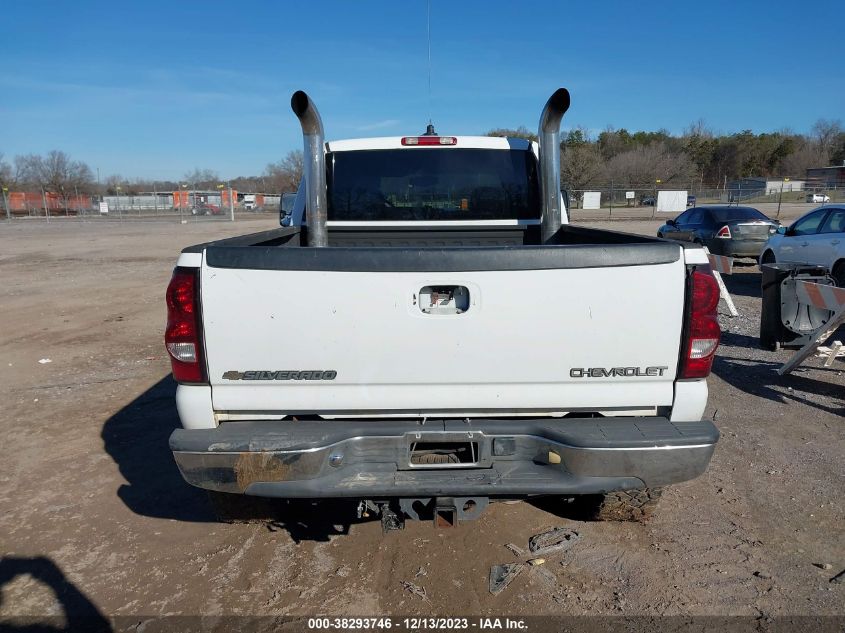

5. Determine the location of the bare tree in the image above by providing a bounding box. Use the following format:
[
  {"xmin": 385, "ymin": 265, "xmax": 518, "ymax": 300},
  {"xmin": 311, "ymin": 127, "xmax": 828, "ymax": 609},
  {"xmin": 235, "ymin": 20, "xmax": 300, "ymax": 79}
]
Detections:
[
  {"xmin": 811, "ymin": 119, "xmax": 842, "ymax": 161},
  {"xmin": 46, "ymin": 150, "xmax": 94, "ymax": 192},
  {"xmin": 103, "ymin": 174, "xmax": 126, "ymax": 195},
  {"xmin": 486, "ymin": 126, "xmax": 538, "ymax": 143},
  {"xmin": 0, "ymin": 152, "xmax": 13, "ymax": 186},
  {"xmin": 263, "ymin": 150, "xmax": 303, "ymax": 193},
  {"xmin": 229, "ymin": 175, "xmax": 261, "ymax": 193},
  {"xmin": 561, "ymin": 143, "xmax": 605, "ymax": 191},
  {"xmin": 14, "ymin": 154, "xmax": 41, "ymax": 186},
  {"xmin": 183, "ymin": 168, "xmax": 220, "ymax": 189},
  {"xmin": 606, "ymin": 143, "xmax": 698, "ymax": 186},
  {"xmin": 13, "ymin": 151, "xmax": 94, "ymax": 193},
  {"xmin": 128, "ymin": 177, "xmax": 179, "ymax": 193},
  {"xmin": 778, "ymin": 140, "xmax": 824, "ymax": 178},
  {"xmin": 683, "ymin": 119, "xmax": 713, "ymax": 139}
]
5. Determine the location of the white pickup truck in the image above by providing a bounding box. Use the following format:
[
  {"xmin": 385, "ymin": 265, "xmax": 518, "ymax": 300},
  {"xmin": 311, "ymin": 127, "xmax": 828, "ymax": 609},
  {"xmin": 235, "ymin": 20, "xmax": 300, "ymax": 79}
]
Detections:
[
  {"xmin": 242, "ymin": 194, "xmax": 257, "ymax": 211},
  {"xmin": 166, "ymin": 89, "xmax": 720, "ymax": 527}
]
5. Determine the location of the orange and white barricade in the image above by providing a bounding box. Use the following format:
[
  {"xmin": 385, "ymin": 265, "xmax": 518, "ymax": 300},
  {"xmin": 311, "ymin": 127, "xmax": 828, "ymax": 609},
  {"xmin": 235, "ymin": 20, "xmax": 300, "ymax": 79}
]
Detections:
[
  {"xmin": 704, "ymin": 249, "xmax": 738, "ymax": 317},
  {"xmin": 779, "ymin": 280, "xmax": 845, "ymax": 374},
  {"xmin": 708, "ymin": 253, "xmax": 733, "ymax": 275}
]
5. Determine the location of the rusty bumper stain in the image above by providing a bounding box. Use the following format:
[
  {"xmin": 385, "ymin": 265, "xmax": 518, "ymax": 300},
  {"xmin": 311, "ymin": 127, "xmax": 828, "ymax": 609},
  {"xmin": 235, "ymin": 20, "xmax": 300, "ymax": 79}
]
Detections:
[
  {"xmin": 233, "ymin": 452, "xmax": 291, "ymax": 492},
  {"xmin": 171, "ymin": 449, "xmax": 324, "ymax": 494}
]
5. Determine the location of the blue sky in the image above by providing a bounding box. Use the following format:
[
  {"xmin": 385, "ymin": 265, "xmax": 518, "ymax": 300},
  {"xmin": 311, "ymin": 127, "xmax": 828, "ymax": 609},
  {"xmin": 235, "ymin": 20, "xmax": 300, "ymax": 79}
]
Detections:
[{"xmin": 2, "ymin": 0, "xmax": 843, "ymax": 181}]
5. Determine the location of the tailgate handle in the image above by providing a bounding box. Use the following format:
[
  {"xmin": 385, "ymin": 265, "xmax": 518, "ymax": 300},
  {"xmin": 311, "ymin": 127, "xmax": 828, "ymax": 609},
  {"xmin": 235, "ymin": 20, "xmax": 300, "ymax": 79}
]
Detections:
[{"xmin": 418, "ymin": 285, "xmax": 470, "ymax": 315}]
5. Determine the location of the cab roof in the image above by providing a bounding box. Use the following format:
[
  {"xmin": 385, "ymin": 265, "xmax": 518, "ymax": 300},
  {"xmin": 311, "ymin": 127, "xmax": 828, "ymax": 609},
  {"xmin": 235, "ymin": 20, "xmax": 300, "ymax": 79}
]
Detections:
[{"xmin": 326, "ymin": 136, "xmax": 533, "ymax": 152}]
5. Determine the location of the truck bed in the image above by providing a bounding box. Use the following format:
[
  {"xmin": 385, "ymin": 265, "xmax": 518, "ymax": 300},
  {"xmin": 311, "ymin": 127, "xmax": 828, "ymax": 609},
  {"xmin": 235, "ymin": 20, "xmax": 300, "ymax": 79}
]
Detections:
[
  {"xmin": 183, "ymin": 223, "xmax": 678, "ymax": 251},
  {"xmin": 186, "ymin": 224, "xmax": 685, "ymax": 273}
]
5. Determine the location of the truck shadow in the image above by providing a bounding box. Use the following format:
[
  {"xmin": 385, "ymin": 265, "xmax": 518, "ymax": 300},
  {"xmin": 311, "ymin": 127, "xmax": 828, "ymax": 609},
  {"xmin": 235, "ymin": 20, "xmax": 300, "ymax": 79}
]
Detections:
[
  {"xmin": 100, "ymin": 375, "xmax": 371, "ymax": 540},
  {"xmin": 527, "ymin": 495, "xmax": 607, "ymax": 521},
  {"xmin": 712, "ymin": 354, "xmax": 845, "ymax": 416},
  {"xmin": 0, "ymin": 556, "xmax": 111, "ymax": 632},
  {"xmin": 265, "ymin": 500, "xmax": 371, "ymax": 544},
  {"xmin": 718, "ymin": 331, "xmax": 761, "ymax": 349},
  {"xmin": 100, "ymin": 375, "xmax": 215, "ymax": 523}
]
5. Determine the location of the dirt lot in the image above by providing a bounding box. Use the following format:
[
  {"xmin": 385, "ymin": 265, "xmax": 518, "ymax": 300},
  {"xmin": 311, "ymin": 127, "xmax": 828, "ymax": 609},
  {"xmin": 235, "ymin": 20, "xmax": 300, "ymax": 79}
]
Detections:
[{"xmin": 1, "ymin": 215, "xmax": 843, "ymax": 627}]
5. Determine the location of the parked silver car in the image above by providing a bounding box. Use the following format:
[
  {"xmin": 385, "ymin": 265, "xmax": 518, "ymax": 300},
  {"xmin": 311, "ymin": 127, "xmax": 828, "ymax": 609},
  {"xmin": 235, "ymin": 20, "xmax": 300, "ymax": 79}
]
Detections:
[
  {"xmin": 760, "ymin": 206, "xmax": 845, "ymax": 286},
  {"xmin": 657, "ymin": 206, "xmax": 778, "ymax": 258}
]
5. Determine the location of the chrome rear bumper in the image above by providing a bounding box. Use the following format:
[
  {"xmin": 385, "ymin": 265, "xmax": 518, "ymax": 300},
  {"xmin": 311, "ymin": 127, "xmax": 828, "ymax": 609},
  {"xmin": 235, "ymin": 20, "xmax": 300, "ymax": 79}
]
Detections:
[{"xmin": 170, "ymin": 417, "xmax": 718, "ymax": 498}]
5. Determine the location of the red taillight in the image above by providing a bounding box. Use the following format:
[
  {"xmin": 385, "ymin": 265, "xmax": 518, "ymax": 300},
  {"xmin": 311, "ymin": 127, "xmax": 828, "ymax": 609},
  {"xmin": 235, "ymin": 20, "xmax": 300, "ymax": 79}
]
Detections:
[
  {"xmin": 165, "ymin": 267, "xmax": 206, "ymax": 383},
  {"xmin": 680, "ymin": 266, "xmax": 721, "ymax": 379},
  {"xmin": 401, "ymin": 136, "xmax": 457, "ymax": 146},
  {"xmin": 716, "ymin": 225, "xmax": 731, "ymax": 238}
]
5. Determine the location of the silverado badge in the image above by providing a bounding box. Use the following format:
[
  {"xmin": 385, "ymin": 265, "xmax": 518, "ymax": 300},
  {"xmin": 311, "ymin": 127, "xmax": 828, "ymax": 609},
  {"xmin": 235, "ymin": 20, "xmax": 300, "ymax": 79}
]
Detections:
[{"xmin": 222, "ymin": 370, "xmax": 337, "ymax": 381}]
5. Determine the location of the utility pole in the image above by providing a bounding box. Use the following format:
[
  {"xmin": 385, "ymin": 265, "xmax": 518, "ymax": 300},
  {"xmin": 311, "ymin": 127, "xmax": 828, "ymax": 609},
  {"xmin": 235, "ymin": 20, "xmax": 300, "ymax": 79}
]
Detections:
[
  {"xmin": 41, "ymin": 187, "xmax": 50, "ymax": 223},
  {"xmin": 180, "ymin": 183, "xmax": 187, "ymax": 224},
  {"xmin": 651, "ymin": 179, "xmax": 661, "ymax": 219},
  {"xmin": 777, "ymin": 177, "xmax": 790, "ymax": 219},
  {"xmin": 228, "ymin": 182, "xmax": 234, "ymax": 222},
  {"xmin": 217, "ymin": 183, "xmax": 234, "ymax": 222}
]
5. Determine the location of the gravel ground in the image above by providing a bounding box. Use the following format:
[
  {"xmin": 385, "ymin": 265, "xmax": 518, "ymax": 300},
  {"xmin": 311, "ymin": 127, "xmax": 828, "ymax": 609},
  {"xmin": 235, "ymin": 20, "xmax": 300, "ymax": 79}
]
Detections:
[{"xmin": 0, "ymin": 217, "xmax": 842, "ymax": 628}]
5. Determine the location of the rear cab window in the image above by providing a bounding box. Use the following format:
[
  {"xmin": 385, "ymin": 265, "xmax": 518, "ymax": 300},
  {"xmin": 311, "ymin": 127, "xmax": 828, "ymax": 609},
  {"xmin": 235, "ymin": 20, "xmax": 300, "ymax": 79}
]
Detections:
[{"xmin": 326, "ymin": 148, "xmax": 539, "ymax": 222}]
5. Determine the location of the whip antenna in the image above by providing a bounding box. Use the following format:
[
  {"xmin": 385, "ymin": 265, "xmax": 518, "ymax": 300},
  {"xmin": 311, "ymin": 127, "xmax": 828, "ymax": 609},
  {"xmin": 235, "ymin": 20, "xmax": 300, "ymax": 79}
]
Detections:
[{"xmin": 427, "ymin": 0, "xmax": 432, "ymax": 126}]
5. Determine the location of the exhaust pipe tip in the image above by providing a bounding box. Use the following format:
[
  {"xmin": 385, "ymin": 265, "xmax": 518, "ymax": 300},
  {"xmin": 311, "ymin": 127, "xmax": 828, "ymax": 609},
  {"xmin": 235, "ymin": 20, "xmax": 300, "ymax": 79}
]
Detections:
[
  {"xmin": 540, "ymin": 88, "xmax": 570, "ymax": 132},
  {"xmin": 290, "ymin": 90, "xmax": 312, "ymax": 118},
  {"xmin": 291, "ymin": 90, "xmax": 309, "ymax": 117},
  {"xmin": 291, "ymin": 90, "xmax": 324, "ymax": 136}
]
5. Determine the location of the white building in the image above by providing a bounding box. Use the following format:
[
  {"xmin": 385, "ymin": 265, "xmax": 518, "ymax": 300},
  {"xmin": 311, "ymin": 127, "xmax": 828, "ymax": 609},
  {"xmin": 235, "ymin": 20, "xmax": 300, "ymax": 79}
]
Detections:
[{"xmin": 764, "ymin": 179, "xmax": 804, "ymax": 195}]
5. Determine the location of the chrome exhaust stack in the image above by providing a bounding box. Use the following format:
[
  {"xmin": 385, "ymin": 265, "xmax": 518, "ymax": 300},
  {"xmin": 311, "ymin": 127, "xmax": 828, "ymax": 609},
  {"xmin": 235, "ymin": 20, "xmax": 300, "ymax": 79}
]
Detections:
[
  {"xmin": 291, "ymin": 90, "xmax": 328, "ymax": 247},
  {"xmin": 538, "ymin": 88, "xmax": 571, "ymax": 243}
]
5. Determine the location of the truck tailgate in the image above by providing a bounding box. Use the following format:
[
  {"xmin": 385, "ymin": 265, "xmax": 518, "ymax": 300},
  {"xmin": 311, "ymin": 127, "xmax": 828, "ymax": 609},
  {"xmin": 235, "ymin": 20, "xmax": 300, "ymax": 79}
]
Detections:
[{"xmin": 200, "ymin": 244, "xmax": 686, "ymax": 415}]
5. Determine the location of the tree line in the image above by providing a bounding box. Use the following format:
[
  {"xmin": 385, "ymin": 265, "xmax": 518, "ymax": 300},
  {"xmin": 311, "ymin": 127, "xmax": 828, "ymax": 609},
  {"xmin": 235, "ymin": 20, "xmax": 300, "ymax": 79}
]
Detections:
[
  {"xmin": 0, "ymin": 150, "xmax": 304, "ymax": 197},
  {"xmin": 488, "ymin": 119, "xmax": 845, "ymax": 191},
  {"xmin": 3, "ymin": 120, "xmax": 843, "ymax": 197}
]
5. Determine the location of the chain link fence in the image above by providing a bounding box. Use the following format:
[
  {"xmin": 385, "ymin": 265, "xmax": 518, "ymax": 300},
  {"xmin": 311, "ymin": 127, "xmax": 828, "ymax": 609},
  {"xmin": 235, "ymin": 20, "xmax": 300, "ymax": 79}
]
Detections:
[
  {"xmin": 3, "ymin": 183, "xmax": 842, "ymax": 224},
  {"xmin": 0, "ymin": 189, "xmax": 284, "ymax": 223},
  {"xmin": 566, "ymin": 183, "xmax": 844, "ymax": 221}
]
